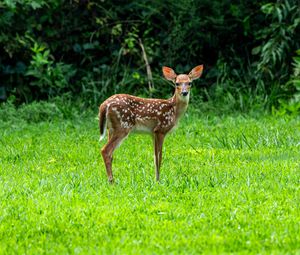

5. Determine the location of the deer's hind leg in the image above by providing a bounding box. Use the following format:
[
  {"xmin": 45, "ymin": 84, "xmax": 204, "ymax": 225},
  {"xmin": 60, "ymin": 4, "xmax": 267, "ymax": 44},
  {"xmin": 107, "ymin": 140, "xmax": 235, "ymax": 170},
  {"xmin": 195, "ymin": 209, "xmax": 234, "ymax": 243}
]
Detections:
[{"xmin": 101, "ymin": 128, "xmax": 129, "ymax": 183}]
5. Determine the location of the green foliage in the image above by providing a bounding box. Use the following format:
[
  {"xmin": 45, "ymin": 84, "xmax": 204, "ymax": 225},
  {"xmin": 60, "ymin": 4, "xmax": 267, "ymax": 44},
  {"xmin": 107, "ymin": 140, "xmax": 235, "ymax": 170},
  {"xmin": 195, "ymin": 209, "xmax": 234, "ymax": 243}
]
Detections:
[
  {"xmin": 0, "ymin": 100, "xmax": 61, "ymax": 123},
  {"xmin": 290, "ymin": 50, "xmax": 300, "ymax": 102},
  {"xmin": 1, "ymin": 114, "xmax": 300, "ymax": 253},
  {"xmin": 254, "ymin": 1, "xmax": 300, "ymax": 81},
  {"xmin": 0, "ymin": 0, "xmax": 300, "ymax": 111},
  {"xmin": 275, "ymin": 49, "xmax": 300, "ymax": 115},
  {"xmin": 0, "ymin": 95, "xmax": 87, "ymax": 124},
  {"xmin": 25, "ymin": 42, "xmax": 76, "ymax": 99}
]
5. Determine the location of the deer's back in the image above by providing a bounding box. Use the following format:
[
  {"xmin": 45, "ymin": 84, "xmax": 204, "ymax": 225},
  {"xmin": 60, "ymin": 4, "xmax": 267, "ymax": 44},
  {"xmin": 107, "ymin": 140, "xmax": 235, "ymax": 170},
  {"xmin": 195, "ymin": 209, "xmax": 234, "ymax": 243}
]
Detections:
[{"xmin": 101, "ymin": 94, "xmax": 176, "ymax": 133}]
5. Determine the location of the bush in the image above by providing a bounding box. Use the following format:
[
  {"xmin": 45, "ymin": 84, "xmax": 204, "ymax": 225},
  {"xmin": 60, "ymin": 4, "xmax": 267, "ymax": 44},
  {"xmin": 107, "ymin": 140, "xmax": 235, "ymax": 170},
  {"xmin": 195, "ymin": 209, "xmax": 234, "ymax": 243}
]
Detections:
[
  {"xmin": 0, "ymin": 95, "xmax": 89, "ymax": 124},
  {"xmin": 0, "ymin": 0, "xmax": 299, "ymax": 112}
]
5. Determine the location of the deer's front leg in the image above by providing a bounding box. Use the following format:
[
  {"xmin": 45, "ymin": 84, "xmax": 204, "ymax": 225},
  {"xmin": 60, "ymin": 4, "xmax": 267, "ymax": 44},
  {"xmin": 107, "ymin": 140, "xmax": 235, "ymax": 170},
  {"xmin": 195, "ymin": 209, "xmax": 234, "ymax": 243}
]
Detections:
[{"xmin": 154, "ymin": 132, "xmax": 165, "ymax": 181}]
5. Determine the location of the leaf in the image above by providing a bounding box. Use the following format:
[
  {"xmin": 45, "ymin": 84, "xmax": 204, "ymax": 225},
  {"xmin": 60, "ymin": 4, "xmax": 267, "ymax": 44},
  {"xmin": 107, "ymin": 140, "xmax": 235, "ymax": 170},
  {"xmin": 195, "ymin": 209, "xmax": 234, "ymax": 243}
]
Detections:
[
  {"xmin": 83, "ymin": 43, "xmax": 95, "ymax": 50},
  {"xmin": 73, "ymin": 43, "xmax": 82, "ymax": 53},
  {"xmin": 261, "ymin": 3, "xmax": 274, "ymax": 15},
  {"xmin": 30, "ymin": 1, "xmax": 44, "ymax": 10},
  {"xmin": 251, "ymin": 46, "xmax": 261, "ymax": 55},
  {"xmin": 276, "ymin": 6, "xmax": 282, "ymax": 23}
]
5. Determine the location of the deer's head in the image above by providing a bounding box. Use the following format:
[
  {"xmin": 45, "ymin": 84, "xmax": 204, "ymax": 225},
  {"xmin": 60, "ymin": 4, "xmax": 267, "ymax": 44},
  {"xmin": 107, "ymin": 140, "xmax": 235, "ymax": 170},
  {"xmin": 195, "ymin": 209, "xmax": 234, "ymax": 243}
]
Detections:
[{"xmin": 162, "ymin": 65, "xmax": 203, "ymax": 100}]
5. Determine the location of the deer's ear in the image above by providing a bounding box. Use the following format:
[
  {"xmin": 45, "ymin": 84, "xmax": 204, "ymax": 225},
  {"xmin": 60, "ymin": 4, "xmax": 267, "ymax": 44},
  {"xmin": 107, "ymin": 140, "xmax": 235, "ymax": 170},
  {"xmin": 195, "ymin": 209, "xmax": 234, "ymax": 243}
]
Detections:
[
  {"xmin": 162, "ymin": 66, "xmax": 177, "ymax": 81},
  {"xmin": 188, "ymin": 65, "xmax": 203, "ymax": 81}
]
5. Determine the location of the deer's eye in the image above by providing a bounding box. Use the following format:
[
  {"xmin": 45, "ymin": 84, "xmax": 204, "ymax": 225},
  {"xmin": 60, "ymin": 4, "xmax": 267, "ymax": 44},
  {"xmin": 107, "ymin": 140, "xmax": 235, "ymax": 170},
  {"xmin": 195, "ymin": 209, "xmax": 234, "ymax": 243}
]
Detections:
[{"xmin": 175, "ymin": 83, "xmax": 180, "ymax": 86}]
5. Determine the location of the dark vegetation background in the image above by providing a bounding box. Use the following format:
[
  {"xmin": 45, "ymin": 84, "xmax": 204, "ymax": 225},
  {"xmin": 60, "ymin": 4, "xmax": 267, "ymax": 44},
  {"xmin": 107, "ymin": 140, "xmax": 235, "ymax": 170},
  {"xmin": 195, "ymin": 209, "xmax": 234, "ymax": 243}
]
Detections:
[{"xmin": 0, "ymin": 0, "xmax": 300, "ymax": 118}]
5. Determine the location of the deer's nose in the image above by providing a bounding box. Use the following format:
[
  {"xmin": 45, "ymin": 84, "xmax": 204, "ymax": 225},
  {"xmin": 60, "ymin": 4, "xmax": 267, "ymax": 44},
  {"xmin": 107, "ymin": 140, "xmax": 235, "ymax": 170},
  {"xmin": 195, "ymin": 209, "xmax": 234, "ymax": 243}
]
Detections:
[{"xmin": 181, "ymin": 91, "xmax": 188, "ymax": 96}]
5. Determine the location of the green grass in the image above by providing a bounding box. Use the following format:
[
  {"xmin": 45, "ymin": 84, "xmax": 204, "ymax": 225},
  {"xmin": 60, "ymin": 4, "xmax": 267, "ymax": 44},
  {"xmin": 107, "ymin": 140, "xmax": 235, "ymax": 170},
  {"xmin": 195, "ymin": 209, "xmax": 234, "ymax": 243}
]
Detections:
[{"xmin": 1, "ymin": 113, "xmax": 300, "ymax": 254}]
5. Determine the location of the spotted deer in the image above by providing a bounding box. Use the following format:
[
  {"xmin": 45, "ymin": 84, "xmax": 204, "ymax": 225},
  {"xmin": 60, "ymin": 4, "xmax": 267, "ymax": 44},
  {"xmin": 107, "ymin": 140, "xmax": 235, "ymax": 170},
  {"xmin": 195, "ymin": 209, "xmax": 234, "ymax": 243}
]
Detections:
[{"xmin": 99, "ymin": 65, "xmax": 204, "ymax": 182}]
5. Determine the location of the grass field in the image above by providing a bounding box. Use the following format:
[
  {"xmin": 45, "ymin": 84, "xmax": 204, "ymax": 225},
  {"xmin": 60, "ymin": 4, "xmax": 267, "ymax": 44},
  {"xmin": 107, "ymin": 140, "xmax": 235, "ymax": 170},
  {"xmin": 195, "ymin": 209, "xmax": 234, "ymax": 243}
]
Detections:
[{"xmin": 1, "ymin": 112, "xmax": 300, "ymax": 254}]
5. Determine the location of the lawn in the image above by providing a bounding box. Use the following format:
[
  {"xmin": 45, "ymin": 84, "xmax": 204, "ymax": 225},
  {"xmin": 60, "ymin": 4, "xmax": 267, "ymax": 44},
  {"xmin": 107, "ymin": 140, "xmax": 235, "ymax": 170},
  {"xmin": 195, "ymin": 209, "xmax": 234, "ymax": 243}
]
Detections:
[{"xmin": 0, "ymin": 112, "xmax": 300, "ymax": 254}]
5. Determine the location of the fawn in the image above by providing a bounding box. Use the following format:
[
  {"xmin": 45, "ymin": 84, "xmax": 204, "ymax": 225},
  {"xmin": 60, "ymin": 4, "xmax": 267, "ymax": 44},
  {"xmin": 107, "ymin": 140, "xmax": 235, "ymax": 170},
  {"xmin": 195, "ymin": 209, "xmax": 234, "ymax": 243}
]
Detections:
[{"xmin": 99, "ymin": 65, "xmax": 203, "ymax": 182}]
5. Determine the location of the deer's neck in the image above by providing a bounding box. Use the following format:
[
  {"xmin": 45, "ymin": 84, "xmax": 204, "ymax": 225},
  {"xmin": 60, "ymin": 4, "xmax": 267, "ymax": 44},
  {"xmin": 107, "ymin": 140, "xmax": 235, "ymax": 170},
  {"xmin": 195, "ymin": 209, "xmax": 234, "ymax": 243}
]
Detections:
[{"xmin": 170, "ymin": 93, "xmax": 189, "ymax": 121}]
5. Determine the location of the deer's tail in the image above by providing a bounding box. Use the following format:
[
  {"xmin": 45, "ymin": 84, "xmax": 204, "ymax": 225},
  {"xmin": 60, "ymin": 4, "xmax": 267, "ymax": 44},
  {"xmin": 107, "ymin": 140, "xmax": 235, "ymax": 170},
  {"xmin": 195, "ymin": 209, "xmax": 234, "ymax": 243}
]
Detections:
[{"xmin": 99, "ymin": 104, "xmax": 107, "ymax": 141}]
